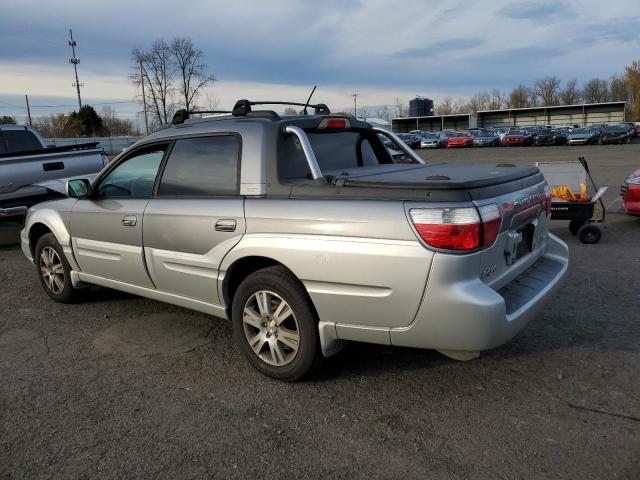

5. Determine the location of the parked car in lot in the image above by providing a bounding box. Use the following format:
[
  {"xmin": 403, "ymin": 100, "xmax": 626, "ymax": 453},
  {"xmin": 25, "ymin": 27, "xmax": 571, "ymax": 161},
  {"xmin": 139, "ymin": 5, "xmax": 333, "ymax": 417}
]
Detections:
[
  {"xmin": 567, "ymin": 128, "xmax": 600, "ymax": 145},
  {"xmin": 492, "ymin": 127, "xmax": 511, "ymax": 142},
  {"xmin": 600, "ymin": 125, "xmax": 632, "ymax": 144},
  {"xmin": 19, "ymin": 99, "xmax": 568, "ymax": 380},
  {"xmin": 501, "ymin": 130, "xmax": 530, "ymax": 146},
  {"xmin": 551, "ymin": 128, "xmax": 570, "ymax": 145},
  {"xmin": 469, "ymin": 129, "xmax": 500, "ymax": 147},
  {"xmin": 397, "ymin": 133, "xmax": 421, "ymax": 149},
  {"xmin": 531, "ymin": 128, "xmax": 558, "ymax": 146},
  {"xmin": 417, "ymin": 131, "xmax": 448, "ymax": 149},
  {"xmin": 621, "ymin": 168, "xmax": 640, "ymax": 215},
  {"xmin": 0, "ymin": 125, "xmax": 107, "ymax": 222},
  {"xmin": 618, "ymin": 122, "xmax": 637, "ymax": 138},
  {"xmin": 446, "ymin": 131, "xmax": 474, "ymax": 148}
]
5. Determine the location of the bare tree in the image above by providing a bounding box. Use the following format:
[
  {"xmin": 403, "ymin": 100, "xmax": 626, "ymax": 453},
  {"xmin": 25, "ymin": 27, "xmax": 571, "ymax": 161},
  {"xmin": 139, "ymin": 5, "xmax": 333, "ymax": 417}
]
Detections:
[
  {"xmin": 393, "ymin": 98, "xmax": 407, "ymax": 117},
  {"xmin": 435, "ymin": 97, "xmax": 454, "ymax": 115},
  {"xmin": 624, "ymin": 60, "xmax": 640, "ymax": 120},
  {"xmin": 582, "ymin": 78, "xmax": 610, "ymax": 103},
  {"xmin": 375, "ymin": 105, "xmax": 391, "ymax": 121},
  {"xmin": 170, "ymin": 37, "xmax": 215, "ymax": 111},
  {"xmin": 131, "ymin": 40, "xmax": 175, "ymax": 127},
  {"xmin": 101, "ymin": 106, "xmax": 140, "ymax": 136},
  {"xmin": 453, "ymin": 98, "xmax": 471, "ymax": 114},
  {"xmin": 560, "ymin": 79, "xmax": 581, "ymax": 105},
  {"xmin": 508, "ymin": 85, "xmax": 535, "ymax": 108},
  {"xmin": 202, "ymin": 93, "xmax": 221, "ymax": 111},
  {"xmin": 609, "ymin": 75, "xmax": 628, "ymax": 102},
  {"xmin": 488, "ymin": 89, "xmax": 506, "ymax": 110},
  {"xmin": 533, "ymin": 76, "xmax": 561, "ymax": 106}
]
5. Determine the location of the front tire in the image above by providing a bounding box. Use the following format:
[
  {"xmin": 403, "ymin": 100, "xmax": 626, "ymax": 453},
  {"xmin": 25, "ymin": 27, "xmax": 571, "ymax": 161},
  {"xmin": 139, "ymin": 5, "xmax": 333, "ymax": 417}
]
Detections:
[
  {"xmin": 232, "ymin": 266, "xmax": 322, "ymax": 381},
  {"xmin": 35, "ymin": 233, "xmax": 82, "ymax": 303}
]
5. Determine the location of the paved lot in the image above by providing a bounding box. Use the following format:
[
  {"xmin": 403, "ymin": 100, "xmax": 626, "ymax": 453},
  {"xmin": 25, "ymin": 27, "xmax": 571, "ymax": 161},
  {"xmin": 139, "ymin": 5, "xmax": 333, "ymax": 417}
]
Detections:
[{"xmin": 1, "ymin": 143, "xmax": 639, "ymax": 479}]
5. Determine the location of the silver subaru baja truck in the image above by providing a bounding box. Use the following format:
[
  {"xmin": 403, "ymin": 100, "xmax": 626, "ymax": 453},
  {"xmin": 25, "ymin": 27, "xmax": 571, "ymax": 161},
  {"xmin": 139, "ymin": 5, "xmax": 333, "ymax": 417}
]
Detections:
[{"xmin": 20, "ymin": 99, "xmax": 568, "ymax": 381}]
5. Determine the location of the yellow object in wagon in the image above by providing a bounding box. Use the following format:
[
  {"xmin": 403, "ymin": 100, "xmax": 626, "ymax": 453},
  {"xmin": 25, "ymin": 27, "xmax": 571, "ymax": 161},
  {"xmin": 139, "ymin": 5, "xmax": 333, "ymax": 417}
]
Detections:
[{"xmin": 550, "ymin": 182, "xmax": 590, "ymax": 202}]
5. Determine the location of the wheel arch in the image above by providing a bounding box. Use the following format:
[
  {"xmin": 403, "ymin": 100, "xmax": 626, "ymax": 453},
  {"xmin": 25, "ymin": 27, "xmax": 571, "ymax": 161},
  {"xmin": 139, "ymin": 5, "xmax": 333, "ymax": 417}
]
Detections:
[
  {"xmin": 28, "ymin": 222, "xmax": 53, "ymax": 257},
  {"xmin": 222, "ymin": 255, "xmax": 315, "ymax": 315}
]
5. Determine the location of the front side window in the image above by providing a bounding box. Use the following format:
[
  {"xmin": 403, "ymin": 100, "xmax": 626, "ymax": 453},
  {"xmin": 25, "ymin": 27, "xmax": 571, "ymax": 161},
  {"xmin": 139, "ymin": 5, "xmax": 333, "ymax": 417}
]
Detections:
[
  {"xmin": 158, "ymin": 136, "xmax": 240, "ymax": 196},
  {"xmin": 97, "ymin": 148, "xmax": 165, "ymax": 198}
]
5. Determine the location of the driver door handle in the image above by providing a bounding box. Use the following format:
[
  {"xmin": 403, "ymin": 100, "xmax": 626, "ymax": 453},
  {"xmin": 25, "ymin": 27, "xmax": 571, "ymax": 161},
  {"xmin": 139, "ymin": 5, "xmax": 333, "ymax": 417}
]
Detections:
[
  {"xmin": 122, "ymin": 215, "xmax": 137, "ymax": 227},
  {"xmin": 215, "ymin": 218, "xmax": 236, "ymax": 232}
]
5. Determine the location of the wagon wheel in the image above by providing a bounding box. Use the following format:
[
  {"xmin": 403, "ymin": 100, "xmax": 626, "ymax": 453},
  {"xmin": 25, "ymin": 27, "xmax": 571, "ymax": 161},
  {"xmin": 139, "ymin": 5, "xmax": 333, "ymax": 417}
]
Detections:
[{"xmin": 577, "ymin": 224, "xmax": 601, "ymax": 244}]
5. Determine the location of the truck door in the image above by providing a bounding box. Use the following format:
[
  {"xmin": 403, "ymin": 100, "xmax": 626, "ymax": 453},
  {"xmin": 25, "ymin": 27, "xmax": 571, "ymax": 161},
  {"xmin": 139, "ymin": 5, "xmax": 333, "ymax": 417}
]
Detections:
[
  {"xmin": 142, "ymin": 134, "xmax": 245, "ymax": 305},
  {"xmin": 70, "ymin": 143, "xmax": 169, "ymax": 288}
]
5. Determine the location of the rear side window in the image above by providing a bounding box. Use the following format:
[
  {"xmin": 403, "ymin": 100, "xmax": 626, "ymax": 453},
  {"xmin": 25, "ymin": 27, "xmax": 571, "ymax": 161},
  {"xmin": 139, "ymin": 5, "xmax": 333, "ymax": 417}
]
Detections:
[
  {"xmin": 278, "ymin": 131, "xmax": 391, "ymax": 179},
  {"xmin": 2, "ymin": 130, "xmax": 42, "ymax": 153},
  {"xmin": 158, "ymin": 136, "xmax": 240, "ymax": 196}
]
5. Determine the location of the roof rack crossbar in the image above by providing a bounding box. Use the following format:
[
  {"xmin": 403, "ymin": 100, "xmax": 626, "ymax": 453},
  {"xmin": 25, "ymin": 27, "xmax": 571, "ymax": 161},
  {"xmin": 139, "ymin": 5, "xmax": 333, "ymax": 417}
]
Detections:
[
  {"xmin": 232, "ymin": 100, "xmax": 330, "ymax": 117},
  {"xmin": 171, "ymin": 99, "xmax": 332, "ymax": 125},
  {"xmin": 171, "ymin": 109, "xmax": 233, "ymax": 125}
]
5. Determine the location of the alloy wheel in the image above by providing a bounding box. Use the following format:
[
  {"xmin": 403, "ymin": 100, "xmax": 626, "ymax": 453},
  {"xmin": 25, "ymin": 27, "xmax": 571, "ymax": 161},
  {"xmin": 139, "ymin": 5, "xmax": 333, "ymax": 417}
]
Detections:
[
  {"xmin": 39, "ymin": 246, "xmax": 65, "ymax": 294},
  {"xmin": 242, "ymin": 290, "xmax": 300, "ymax": 366}
]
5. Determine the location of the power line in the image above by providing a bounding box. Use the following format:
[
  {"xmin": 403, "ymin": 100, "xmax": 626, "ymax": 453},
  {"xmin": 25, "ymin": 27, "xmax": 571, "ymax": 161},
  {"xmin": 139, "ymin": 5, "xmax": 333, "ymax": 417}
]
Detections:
[
  {"xmin": 0, "ymin": 99, "xmax": 24, "ymax": 108},
  {"xmin": 30, "ymin": 100, "xmax": 137, "ymax": 108}
]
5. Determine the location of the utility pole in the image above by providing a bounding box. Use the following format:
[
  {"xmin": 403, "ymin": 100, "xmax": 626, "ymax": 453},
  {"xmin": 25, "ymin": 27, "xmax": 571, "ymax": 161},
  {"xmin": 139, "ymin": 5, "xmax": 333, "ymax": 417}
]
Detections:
[
  {"xmin": 25, "ymin": 95, "xmax": 32, "ymax": 127},
  {"xmin": 351, "ymin": 93, "xmax": 359, "ymax": 118},
  {"xmin": 68, "ymin": 29, "xmax": 83, "ymax": 110},
  {"xmin": 139, "ymin": 59, "xmax": 149, "ymax": 135}
]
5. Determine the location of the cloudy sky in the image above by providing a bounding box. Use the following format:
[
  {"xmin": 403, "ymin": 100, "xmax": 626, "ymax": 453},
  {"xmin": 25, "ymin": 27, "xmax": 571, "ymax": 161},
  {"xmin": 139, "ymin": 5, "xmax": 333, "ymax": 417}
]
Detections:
[{"xmin": 0, "ymin": 0, "xmax": 638, "ymax": 122}]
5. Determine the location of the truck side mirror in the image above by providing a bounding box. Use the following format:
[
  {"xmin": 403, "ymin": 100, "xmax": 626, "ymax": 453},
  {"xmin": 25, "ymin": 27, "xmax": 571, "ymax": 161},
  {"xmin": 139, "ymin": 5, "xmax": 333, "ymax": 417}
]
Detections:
[{"xmin": 65, "ymin": 179, "xmax": 91, "ymax": 198}]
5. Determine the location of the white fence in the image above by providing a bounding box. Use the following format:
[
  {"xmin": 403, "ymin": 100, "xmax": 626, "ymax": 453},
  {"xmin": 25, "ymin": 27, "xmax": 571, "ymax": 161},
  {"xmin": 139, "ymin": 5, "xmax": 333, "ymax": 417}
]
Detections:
[{"xmin": 45, "ymin": 136, "xmax": 143, "ymax": 154}]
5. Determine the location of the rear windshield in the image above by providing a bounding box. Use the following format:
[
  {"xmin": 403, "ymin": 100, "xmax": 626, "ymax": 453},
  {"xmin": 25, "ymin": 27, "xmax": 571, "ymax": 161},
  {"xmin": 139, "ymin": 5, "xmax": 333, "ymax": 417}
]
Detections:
[
  {"xmin": 278, "ymin": 129, "xmax": 403, "ymax": 179},
  {"xmin": 1, "ymin": 129, "xmax": 42, "ymax": 153}
]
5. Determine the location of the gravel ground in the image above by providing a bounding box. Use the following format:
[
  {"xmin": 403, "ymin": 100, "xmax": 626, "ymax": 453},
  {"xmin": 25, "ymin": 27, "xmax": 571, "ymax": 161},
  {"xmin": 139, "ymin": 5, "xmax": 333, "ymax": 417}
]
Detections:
[{"xmin": 1, "ymin": 143, "xmax": 639, "ymax": 479}]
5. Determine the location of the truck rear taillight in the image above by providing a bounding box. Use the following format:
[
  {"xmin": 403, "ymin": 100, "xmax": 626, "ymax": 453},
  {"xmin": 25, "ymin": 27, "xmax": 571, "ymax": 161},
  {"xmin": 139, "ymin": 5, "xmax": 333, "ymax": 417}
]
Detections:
[
  {"xmin": 478, "ymin": 204, "xmax": 501, "ymax": 246},
  {"xmin": 409, "ymin": 204, "xmax": 501, "ymax": 251}
]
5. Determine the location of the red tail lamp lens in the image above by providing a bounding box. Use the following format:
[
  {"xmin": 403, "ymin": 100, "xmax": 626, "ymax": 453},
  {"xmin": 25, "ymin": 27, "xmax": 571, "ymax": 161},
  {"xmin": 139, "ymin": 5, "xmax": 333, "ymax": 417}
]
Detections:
[
  {"xmin": 318, "ymin": 118, "xmax": 349, "ymax": 129},
  {"xmin": 478, "ymin": 204, "xmax": 501, "ymax": 246},
  {"xmin": 410, "ymin": 204, "xmax": 501, "ymax": 251}
]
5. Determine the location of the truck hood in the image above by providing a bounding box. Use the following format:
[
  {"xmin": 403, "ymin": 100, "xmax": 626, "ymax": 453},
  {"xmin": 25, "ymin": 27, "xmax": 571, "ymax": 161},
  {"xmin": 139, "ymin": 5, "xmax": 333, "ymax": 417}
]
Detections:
[{"xmin": 329, "ymin": 163, "xmax": 540, "ymax": 190}]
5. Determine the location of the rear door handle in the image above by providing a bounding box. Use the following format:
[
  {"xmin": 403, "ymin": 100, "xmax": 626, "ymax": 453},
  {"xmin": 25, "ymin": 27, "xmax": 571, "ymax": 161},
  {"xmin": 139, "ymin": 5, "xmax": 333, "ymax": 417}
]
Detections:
[
  {"xmin": 215, "ymin": 218, "xmax": 236, "ymax": 232},
  {"xmin": 122, "ymin": 215, "xmax": 137, "ymax": 227}
]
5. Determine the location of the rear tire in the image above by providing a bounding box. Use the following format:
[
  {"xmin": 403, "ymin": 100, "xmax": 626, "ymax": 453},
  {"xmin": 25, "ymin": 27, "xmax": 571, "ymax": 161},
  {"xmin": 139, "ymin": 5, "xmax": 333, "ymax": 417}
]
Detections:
[
  {"xmin": 35, "ymin": 233, "xmax": 83, "ymax": 303},
  {"xmin": 578, "ymin": 224, "xmax": 601, "ymax": 244},
  {"xmin": 231, "ymin": 266, "xmax": 322, "ymax": 381}
]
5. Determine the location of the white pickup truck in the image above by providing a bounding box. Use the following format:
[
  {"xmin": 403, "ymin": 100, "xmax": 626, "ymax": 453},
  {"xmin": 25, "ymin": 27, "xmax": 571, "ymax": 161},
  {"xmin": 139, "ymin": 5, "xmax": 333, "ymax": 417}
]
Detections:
[{"xmin": 0, "ymin": 125, "xmax": 107, "ymax": 221}]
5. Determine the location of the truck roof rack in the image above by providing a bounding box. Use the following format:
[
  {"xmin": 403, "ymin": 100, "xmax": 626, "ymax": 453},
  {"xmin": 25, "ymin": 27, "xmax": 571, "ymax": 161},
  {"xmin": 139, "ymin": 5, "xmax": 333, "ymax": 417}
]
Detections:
[{"xmin": 171, "ymin": 99, "xmax": 331, "ymax": 125}]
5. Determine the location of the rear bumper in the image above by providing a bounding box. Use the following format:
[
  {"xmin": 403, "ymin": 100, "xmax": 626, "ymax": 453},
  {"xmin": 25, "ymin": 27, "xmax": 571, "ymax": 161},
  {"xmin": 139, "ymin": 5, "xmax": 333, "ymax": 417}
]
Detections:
[{"xmin": 390, "ymin": 233, "xmax": 569, "ymax": 351}]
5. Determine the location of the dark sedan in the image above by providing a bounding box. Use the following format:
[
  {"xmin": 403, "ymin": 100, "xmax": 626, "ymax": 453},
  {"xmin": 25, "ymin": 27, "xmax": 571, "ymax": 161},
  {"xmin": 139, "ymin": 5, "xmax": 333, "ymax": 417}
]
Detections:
[
  {"xmin": 397, "ymin": 133, "xmax": 421, "ymax": 149},
  {"xmin": 600, "ymin": 125, "xmax": 632, "ymax": 144},
  {"xmin": 469, "ymin": 129, "xmax": 500, "ymax": 147},
  {"xmin": 418, "ymin": 132, "xmax": 448, "ymax": 149},
  {"xmin": 532, "ymin": 128, "xmax": 558, "ymax": 146},
  {"xmin": 567, "ymin": 128, "xmax": 599, "ymax": 145}
]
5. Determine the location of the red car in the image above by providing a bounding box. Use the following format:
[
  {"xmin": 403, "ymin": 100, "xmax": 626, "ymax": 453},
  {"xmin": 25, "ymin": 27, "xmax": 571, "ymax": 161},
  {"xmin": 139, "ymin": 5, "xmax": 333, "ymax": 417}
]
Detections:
[
  {"xmin": 501, "ymin": 129, "xmax": 532, "ymax": 146},
  {"xmin": 621, "ymin": 168, "xmax": 640, "ymax": 215},
  {"xmin": 446, "ymin": 132, "xmax": 473, "ymax": 148}
]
